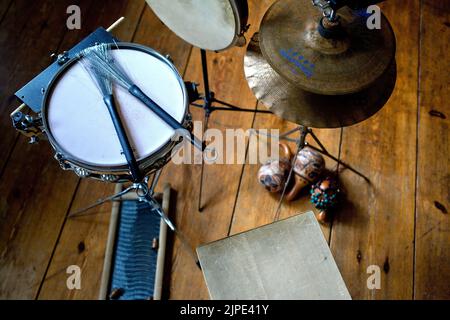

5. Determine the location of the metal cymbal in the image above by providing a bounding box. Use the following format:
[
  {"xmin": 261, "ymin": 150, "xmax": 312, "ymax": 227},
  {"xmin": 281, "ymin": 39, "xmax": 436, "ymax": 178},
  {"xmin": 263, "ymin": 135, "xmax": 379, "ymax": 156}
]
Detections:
[
  {"xmin": 259, "ymin": 0, "xmax": 396, "ymax": 95},
  {"xmin": 244, "ymin": 33, "xmax": 397, "ymax": 128}
]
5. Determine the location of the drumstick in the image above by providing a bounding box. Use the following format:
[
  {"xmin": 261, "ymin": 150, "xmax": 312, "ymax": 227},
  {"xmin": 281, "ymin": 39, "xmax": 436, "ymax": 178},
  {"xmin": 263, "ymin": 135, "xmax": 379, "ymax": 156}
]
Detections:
[
  {"xmin": 79, "ymin": 45, "xmax": 143, "ymax": 182},
  {"xmin": 82, "ymin": 43, "xmax": 204, "ymax": 151}
]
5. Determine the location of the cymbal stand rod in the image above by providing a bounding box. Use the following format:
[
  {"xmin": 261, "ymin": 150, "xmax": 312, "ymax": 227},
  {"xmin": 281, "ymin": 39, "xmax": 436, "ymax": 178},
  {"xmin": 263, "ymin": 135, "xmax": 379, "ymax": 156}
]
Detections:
[
  {"xmin": 306, "ymin": 143, "xmax": 370, "ymax": 183},
  {"xmin": 193, "ymin": 48, "xmax": 271, "ymax": 212},
  {"xmin": 251, "ymin": 127, "xmax": 370, "ymax": 183},
  {"xmin": 68, "ymin": 184, "xmax": 137, "ymax": 218},
  {"xmin": 140, "ymin": 189, "xmax": 200, "ymax": 267},
  {"xmin": 198, "ymin": 111, "xmax": 210, "ymax": 212},
  {"xmin": 149, "ymin": 169, "xmax": 163, "ymax": 196},
  {"xmin": 273, "ymin": 126, "xmax": 307, "ymax": 221},
  {"xmin": 201, "ymin": 49, "xmax": 212, "ymax": 103},
  {"xmin": 306, "ymin": 129, "xmax": 369, "ymax": 182}
]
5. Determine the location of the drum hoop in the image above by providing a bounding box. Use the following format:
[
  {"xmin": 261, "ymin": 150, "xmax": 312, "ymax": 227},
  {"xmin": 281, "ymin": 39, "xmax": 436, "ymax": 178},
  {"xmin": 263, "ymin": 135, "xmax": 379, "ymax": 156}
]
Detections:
[
  {"xmin": 42, "ymin": 42, "xmax": 189, "ymax": 173},
  {"xmin": 148, "ymin": 0, "xmax": 248, "ymax": 52},
  {"xmin": 224, "ymin": 0, "xmax": 249, "ymax": 51}
]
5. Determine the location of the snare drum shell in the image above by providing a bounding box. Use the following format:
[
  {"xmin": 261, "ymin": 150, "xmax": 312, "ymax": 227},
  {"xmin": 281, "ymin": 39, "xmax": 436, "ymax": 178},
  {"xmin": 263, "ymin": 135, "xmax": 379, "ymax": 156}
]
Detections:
[{"xmin": 42, "ymin": 43, "xmax": 190, "ymax": 182}]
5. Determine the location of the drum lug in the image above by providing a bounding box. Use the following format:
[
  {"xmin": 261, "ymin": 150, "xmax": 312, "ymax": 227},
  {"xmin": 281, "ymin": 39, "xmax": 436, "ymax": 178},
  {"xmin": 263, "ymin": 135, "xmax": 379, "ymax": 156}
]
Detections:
[
  {"xmin": 28, "ymin": 136, "xmax": 39, "ymax": 145},
  {"xmin": 74, "ymin": 167, "xmax": 91, "ymax": 179},
  {"xmin": 165, "ymin": 54, "xmax": 173, "ymax": 63},
  {"xmin": 236, "ymin": 35, "xmax": 247, "ymax": 47},
  {"xmin": 100, "ymin": 174, "xmax": 120, "ymax": 183},
  {"xmin": 56, "ymin": 51, "xmax": 70, "ymax": 65},
  {"xmin": 54, "ymin": 153, "xmax": 72, "ymax": 171},
  {"xmin": 11, "ymin": 110, "xmax": 43, "ymax": 140}
]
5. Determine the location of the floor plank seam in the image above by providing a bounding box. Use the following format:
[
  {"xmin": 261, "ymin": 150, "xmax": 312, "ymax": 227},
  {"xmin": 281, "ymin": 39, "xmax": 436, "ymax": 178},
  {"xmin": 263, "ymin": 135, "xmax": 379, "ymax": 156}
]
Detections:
[
  {"xmin": 0, "ymin": 0, "xmax": 13, "ymax": 26},
  {"xmin": 328, "ymin": 127, "xmax": 344, "ymax": 247},
  {"xmin": 130, "ymin": 5, "xmax": 146, "ymax": 42},
  {"xmin": 412, "ymin": 0, "xmax": 424, "ymax": 301},
  {"xmin": 226, "ymin": 101, "xmax": 259, "ymax": 237},
  {"xmin": 35, "ymin": 178, "xmax": 82, "ymax": 300}
]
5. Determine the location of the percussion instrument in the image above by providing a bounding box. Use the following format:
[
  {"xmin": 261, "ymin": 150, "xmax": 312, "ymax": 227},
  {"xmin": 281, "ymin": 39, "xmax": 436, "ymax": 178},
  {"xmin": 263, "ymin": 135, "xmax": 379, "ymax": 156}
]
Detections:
[
  {"xmin": 99, "ymin": 184, "xmax": 171, "ymax": 301},
  {"xmin": 258, "ymin": 158, "xmax": 292, "ymax": 193},
  {"xmin": 284, "ymin": 145, "xmax": 325, "ymax": 202},
  {"xmin": 244, "ymin": 0, "xmax": 397, "ymax": 128},
  {"xmin": 42, "ymin": 43, "xmax": 190, "ymax": 182},
  {"xmin": 146, "ymin": 0, "xmax": 249, "ymax": 51},
  {"xmin": 11, "ymin": 22, "xmax": 201, "ymax": 294},
  {"xmin": 310, "ymin": 176, "xmax": 341, "ymax": 223}
]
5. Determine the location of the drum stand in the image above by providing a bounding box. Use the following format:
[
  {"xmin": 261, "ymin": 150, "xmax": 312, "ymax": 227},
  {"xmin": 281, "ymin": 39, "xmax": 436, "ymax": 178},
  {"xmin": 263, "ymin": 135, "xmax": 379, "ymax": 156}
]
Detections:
[
  {"xmin": 258, "ymin": 125, "xmax": 370, "ymax": 221},
  {"xmin": 69, "ymin": 170, "xmax": 201, "ymax": 267},
  {"xmin": 190, "ymin": 49, "xmax": 272, "ymax": 211}
]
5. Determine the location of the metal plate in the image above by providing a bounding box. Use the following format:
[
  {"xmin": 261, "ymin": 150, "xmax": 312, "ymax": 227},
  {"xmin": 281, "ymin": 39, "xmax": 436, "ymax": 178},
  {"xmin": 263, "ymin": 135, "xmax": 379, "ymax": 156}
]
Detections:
[
  {"xmin": 15, "ymin": 28, "xmax": 117, "ymax": 113},
  {"xmin": 197, "ymin": 212, "xmax": 351, "ymax": 300}
]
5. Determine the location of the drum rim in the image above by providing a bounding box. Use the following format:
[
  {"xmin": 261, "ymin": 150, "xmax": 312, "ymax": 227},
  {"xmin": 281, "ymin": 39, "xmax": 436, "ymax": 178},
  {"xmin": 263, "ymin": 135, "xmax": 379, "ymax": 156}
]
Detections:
[
  {"xmin": 147, "ymin": 0, "xmax": 248, "ymax": 52},
  {"xmin": 42, "ymin": 42, "xmax": 189, "ymax": 173},
  {"xmin": 227, "ymin": 0, "xmax": 249, "ymax": 51}
]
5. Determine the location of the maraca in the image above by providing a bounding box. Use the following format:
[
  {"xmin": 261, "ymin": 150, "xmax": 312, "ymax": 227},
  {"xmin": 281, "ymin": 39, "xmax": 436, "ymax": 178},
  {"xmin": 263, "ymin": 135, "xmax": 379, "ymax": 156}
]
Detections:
[
  {"xmin": 284, "ymin": 144, "xmax": 325, "ymax": 201},
  {"xmin": 310, "ymin": 176, "xmax": 341, "ymax": 223},
  {"xmin": 258, "ymin": 144, "xmax": 292, "ymax": 193}
]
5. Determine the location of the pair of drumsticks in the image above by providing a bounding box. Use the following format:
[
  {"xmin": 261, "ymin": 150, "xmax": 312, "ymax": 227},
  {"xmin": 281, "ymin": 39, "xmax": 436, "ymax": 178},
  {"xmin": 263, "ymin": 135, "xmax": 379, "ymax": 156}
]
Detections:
[{"xmin": 79, "ymin": 43, "xmax": 203, "ymax": 182}]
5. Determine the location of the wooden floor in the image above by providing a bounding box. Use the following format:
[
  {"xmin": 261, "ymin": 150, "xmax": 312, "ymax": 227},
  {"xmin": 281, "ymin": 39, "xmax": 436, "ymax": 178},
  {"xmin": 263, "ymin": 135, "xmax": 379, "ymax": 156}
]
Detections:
[{"xmin": 0, "ymin": 0, "xmax": 448, "ymax": 300}]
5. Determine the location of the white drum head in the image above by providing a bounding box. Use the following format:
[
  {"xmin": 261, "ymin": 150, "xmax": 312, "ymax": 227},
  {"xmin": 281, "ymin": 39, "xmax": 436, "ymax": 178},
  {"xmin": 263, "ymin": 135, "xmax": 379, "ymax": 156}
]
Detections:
[
  {"xmin": 147, "ymin": 0, "xmax": 242, "ymax": 51},
  {"xmin": 46, "ymin": 46, "xmax": 187, "ymax": 168}
]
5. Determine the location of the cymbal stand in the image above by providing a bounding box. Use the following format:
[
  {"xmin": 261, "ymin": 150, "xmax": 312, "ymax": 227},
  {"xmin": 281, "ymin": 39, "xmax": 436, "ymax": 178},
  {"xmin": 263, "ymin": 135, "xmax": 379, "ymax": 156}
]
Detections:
[
  {"xmin": 251, "ymin": 125, "xmax": 370, "ymax": 221},
  {"xmin": 190, "ymin": 49, "xmax": 272, "ymax": 212}
]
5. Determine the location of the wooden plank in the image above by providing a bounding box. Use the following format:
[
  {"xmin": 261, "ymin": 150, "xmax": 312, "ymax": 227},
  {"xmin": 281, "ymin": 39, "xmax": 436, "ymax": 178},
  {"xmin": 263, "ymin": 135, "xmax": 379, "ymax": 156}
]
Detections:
[
  {"xmin": 157, "ymin": 0, "xmax": 275, "ymax": 300},
  {"xmin": 37, "ymin": 0, "xmax": 148, "ymax": 300},
  {"xmin": 0, "ymin": 0, "xmax": 73, "ymax": 174},
  {"xmin": 414, "ymin": 0, "xmax": 450, "ymax": 300},
  {"xmin": 0, "ymin": 0, "xmax": 12, "ymax": 24},
  {"xmin": 0, "ymin": 0, "xmax": 96, "ymax": 300},
  {"xmin": 329, "ymin": 1, "xmax": 420, "ymax": 299}
]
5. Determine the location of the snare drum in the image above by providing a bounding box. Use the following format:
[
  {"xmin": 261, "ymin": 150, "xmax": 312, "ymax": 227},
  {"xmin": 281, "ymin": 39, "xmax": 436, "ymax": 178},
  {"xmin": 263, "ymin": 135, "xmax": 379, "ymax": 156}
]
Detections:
[
  {"xmin": 146, "ymin": 0, "xmax": 249, "ymax": 51},
  {"xmin": 42, "ymin": 43, "xmax": 190, "ymax": 182}
]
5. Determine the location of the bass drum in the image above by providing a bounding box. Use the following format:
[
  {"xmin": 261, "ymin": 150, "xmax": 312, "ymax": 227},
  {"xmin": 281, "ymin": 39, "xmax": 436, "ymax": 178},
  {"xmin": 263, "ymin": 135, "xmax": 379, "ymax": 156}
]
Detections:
[
  {"xmin": 146, "ymin": 0, "xmax": 249, "ymax": 51},
  {"xmin": 43, "ymin": 43, "xmax": 190, "ymax": 182}
]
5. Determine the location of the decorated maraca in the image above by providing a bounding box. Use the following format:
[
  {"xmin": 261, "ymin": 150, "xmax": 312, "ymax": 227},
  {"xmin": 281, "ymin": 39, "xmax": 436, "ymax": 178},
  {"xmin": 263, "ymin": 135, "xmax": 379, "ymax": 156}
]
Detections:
[
  {"xmin": 258, "ymin": 144, "xmax": 292, "ymax": 193},
  {"xmin": 284, "ymin": 144, "xmax": 325, "ymax": 201},
  {"xmin": 310, "ymin": 176, "xmax": 341, "ymax": 223}
]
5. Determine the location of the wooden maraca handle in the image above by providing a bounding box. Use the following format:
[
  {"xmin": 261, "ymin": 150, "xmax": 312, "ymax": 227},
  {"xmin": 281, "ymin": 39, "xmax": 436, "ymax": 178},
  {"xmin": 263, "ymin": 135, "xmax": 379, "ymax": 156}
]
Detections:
[
  {"xmin": 317, "ymin": 211, "xmax": 328, "ymax": 224},
  {"xmin": 280, "ymin": 143, "xmax": 305, "ymax": 201},
  {"xmin": 285, "ymin": 175, "xmax": 309, "ymax": 201},
  {"xmin": 279, "ymin": 143, "xmax": 293, "ymax": 160}
]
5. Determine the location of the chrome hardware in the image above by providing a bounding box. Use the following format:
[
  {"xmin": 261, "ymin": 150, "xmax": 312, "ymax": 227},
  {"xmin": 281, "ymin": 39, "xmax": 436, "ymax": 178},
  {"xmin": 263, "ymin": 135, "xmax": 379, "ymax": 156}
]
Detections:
[
  {"xmin": 101, "ymin": 174, "xmax": 120, "ymax": 183},
  {"xmin": 11, "ymin": 109, "xmax": 43, "ymax": 139},
  {"xmin": 312, "ymin": 0, "xmax": 339, "ymax": 21},
  {"xmin": 57, "ymin": 51, "xmax": 70, "ymax": 65},
  {"xmin": 74, "ymin": 167, "xmax": 91, "ymax": 178}
]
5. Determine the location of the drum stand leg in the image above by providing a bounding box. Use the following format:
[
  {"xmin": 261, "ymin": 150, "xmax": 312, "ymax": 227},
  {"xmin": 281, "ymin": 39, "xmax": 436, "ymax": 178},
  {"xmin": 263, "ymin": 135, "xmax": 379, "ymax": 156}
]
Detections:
[
  {"xmin": 198, "ymin": 111, "xmax": 210, "ymax": 212},
  {"xmin": 68, "ymin": 172, "xmax": 201, "ymax": 267},
  {"xmin": 191, "ymin": 49, "xmax": 272, "ymax": 212},
  {"xmin": 253, "ymin": 126, "xmax": 371, "ymax": 221}
]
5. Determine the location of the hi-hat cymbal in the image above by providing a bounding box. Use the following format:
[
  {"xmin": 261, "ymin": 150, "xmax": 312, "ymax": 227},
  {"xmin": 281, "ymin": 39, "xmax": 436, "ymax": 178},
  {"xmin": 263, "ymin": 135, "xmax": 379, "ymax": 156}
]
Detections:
[
  {"xmin": 244, "ymin": 34, "xmax": 397, "ymax": 128},
  {"xmin": 259, "ymin": 0, "xmax": 396, "ymax": 95}
]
